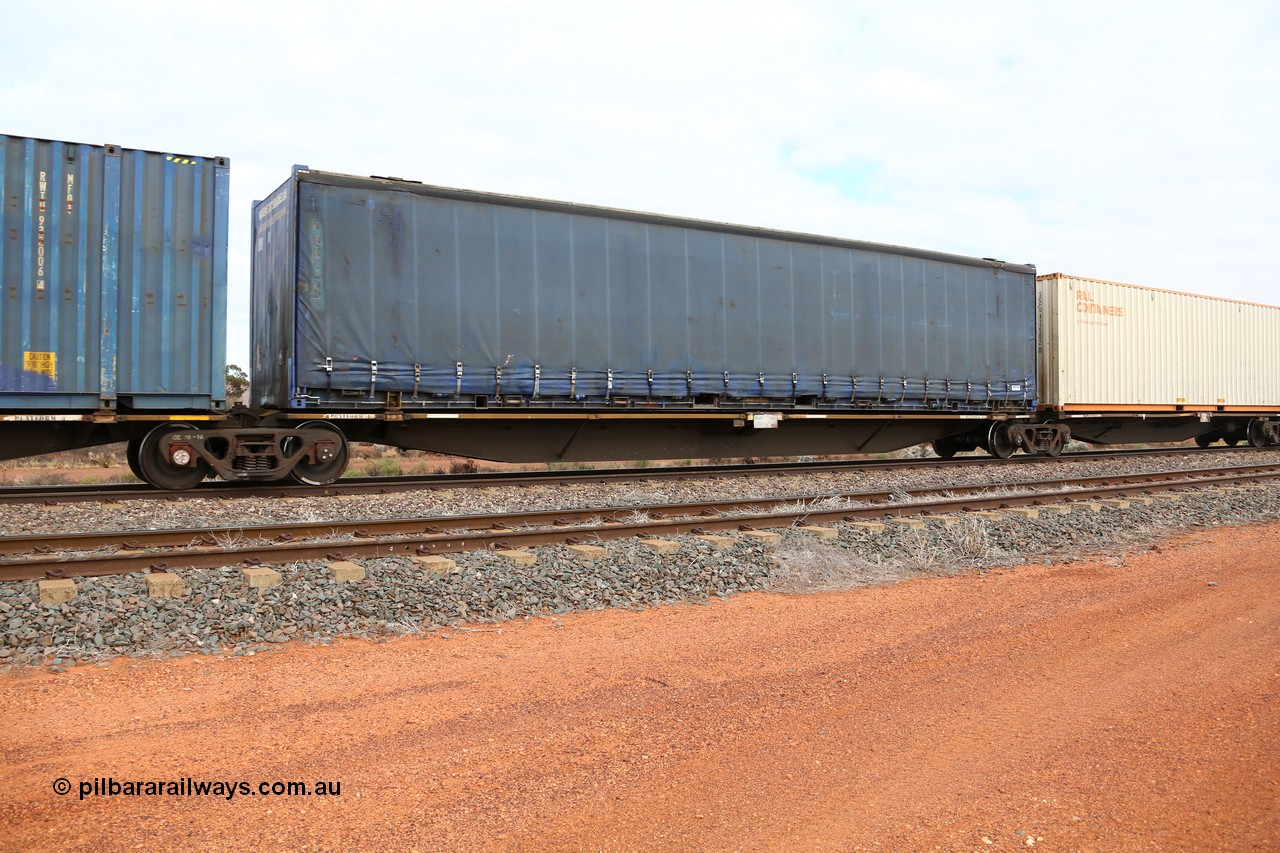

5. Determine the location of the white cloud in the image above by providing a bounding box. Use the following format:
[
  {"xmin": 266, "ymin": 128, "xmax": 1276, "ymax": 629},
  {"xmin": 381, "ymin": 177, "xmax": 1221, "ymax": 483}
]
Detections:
[{"xmin": 2, "ymin": 0, "xmax": 1276, "ymax": 365}]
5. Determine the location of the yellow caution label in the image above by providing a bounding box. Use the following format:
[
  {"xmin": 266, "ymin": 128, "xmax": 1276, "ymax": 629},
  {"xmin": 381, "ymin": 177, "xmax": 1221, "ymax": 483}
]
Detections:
[{"xmin": 23, "ymin": 351, "xmax": 56, "ymax": 380}]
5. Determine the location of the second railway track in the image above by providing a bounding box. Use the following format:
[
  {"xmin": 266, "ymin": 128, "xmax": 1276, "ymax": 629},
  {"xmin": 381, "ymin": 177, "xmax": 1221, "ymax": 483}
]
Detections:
[
  {"xmin": 0, "ymin": 445, "xmax": 1267, "ymax": 506},
  {"xmin": 5, "ymin": 462, "xmax": 1278, "ymax": 582}
]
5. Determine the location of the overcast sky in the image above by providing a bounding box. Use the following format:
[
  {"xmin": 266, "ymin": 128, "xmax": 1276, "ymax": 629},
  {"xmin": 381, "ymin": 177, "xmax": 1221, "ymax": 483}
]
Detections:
[{"xmin": 3, "ymin": 0, "xmax": 1277, "ymax": 367}]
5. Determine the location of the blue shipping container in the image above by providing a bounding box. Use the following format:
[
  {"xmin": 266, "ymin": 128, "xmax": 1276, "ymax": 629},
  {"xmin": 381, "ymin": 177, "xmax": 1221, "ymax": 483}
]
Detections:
[
  {"xmin": 253, "ymin": 170, "xmax": 1036, "ymax": 412},
  {"xmin": 0, "ymin": 134, "xmax": 229, "ymax": 411}
]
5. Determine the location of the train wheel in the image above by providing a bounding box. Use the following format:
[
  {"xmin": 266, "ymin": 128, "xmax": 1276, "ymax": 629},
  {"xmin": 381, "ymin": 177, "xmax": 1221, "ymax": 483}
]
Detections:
[
  {"xmin": 1224, "ymin": 437, "xmax": 1240, "ymax": 447},
  {"xmin": 1248, "ymin": 420, "xmax": 1268, "ymax": 448},
  {"xmin": 137, "ymin": 424, "xmax": 210, "ymax": 490},
  {"xmin": 288, "ymin": 421, "xmax": 349, "ymax": 485},
  {"xmin": 931, "ymin": 437, "xmax": 959, "ymax": 459},
  {"xmin": 986, "ymin": 422, "xmax": 1017, "ymax": 459},
  {"xmin": 126, "ymin": 439, "xmax": 145, "ymax": 481},
  {"xmin": 1194, "ymin": 434, "xmax": 1213, "ymax": 448}
]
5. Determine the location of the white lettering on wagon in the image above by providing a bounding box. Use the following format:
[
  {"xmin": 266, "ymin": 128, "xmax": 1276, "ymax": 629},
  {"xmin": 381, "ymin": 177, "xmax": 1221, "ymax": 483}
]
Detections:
[
  {"xmin": 36, "ymin": 171, "xmax": 47, "ymax": 291},
  {"xmin": 0, "ymin": 414, "xmax": 86, "ymax": 422},
  {"xmin": 256, "ymin": 190, "xmax": 288, "ymax": 223}
]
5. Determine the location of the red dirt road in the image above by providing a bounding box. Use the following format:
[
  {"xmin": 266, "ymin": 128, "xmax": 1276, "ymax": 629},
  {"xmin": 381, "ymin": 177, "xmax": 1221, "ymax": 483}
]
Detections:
[{"xmin": 2, "ymin": 524, "xmax": 1277, "ymax": 852}]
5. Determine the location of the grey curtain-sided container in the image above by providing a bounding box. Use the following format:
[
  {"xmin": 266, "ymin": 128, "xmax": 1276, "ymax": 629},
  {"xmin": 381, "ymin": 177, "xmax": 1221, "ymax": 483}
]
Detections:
[
  {"xmin": 252, "ymin": 169, "xmax": 1036, "ymax": 413},
  {"xmin": 0, "ymin": 134, "xmax": 229, "ymax": 411}
]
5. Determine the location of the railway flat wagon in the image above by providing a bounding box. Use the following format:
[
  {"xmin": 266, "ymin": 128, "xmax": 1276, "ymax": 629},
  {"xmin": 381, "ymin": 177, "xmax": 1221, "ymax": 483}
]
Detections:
[
  {"xmin": 1037, "ymin": 273, "xmax": 1280, "ymax": 447},
  {"xmin": 252, "ymin": 169, "xmax": 1049, "ymax": 462},
  {"xmin": 0, "ymin": 134, "xmax": 229, "ymax": 413}
]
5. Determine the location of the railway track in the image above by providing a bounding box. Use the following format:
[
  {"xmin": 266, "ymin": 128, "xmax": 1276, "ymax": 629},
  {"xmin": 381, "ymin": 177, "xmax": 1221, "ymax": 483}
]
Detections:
[
  {"xmin": 4, "ymin": 462, "xmax": 1277, "ymax": 582},
  {"xmin": 0, "ymin": 445, "xmax": 1263, "ymax": 505}
]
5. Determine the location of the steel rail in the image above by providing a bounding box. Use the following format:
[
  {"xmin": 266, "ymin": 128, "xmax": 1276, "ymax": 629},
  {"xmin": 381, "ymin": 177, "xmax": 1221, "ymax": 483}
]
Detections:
[
  {"xmin": 0, "ymin": 445, "xmax": 1261, "ymax": 506},
  {"xmin": 3, "ymin": 465, "xmax": 1276, "ymax": 582}
]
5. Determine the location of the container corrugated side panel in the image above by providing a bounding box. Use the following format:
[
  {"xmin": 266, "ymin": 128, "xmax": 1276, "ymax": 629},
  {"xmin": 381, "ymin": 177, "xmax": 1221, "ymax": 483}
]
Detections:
[
  {"xmin": 113, "ymin": 146, "xmax": 228, "ymax": 409},
  {"xmin": 0, "ymin": 134, "xmax": 228, "ymax": 411},
  {"xmin": 1036, "ymin": 273, "xmax": 1280, "ymax": 407},
  {"xmin": 271, "ymin": 172, "xmax": 1038, "ymax": 411}
]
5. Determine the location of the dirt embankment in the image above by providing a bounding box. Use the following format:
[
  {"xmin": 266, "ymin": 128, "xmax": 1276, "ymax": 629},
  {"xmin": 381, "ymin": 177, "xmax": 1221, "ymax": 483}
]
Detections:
[{"xmin": 1, "ymin": 524, "xmax": 1277, "ymax": 852}]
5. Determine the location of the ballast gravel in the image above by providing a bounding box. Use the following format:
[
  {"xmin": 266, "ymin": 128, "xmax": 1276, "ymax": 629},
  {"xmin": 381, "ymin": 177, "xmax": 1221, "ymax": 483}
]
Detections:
[{"xmin": 3, "ymin": 481, "xmax": 1279, "ymax": 670}]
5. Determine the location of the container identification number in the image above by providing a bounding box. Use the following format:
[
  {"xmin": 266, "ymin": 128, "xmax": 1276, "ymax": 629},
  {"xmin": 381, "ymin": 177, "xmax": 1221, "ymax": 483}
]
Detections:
[
  {"xmin": 32, "ymin": 171, "xmax": 74, "ymax": 293},
  {"xmin": 36, "ymin": 171, "xmax": 47, "ymax": 291}
]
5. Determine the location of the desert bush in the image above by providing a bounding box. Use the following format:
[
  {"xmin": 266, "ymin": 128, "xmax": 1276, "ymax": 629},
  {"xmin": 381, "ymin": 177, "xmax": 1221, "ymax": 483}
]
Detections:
[
  {"xmin": 22, "ymin": 472, "xmax": 70, "ymax": 486},
  {"xmin": 898, "ymin": 443, "xmax": 934, "ymax": 459},
  {"xmin": 360, "ymin": 457, "xmax": 403, "ymax": 477}
]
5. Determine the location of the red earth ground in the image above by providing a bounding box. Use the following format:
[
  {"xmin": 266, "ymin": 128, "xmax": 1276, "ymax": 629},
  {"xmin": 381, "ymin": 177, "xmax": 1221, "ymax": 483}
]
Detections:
[{"xmin": 1, "ymin": 522, "xmax": 1276, "ymax": 851}]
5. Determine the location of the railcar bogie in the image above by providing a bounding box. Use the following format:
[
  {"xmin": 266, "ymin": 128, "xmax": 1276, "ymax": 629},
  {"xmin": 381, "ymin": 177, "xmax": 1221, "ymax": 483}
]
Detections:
[
  {"xmin": 931, "ymin": 421, "xmax": 1069, "ymax": 459},
  {"xmin": 0, "ymin": 415, "xmax": 354, "ymax": 490},
  {"xmin": 136, "ymin": 422, "xmax": 351, "ymax": 488}
]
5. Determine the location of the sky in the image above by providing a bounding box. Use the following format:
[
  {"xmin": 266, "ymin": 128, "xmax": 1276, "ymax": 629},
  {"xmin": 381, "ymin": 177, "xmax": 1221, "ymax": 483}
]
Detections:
[{"xmin": 2, "ymin": 0, "xmax": 1277, "ymax": 369}]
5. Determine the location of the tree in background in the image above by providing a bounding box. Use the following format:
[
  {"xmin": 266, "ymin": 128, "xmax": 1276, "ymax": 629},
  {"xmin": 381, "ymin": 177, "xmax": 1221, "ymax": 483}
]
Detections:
[{"xmin": 226, "ymin": 364, "xmax": 250, "ymax": 406}]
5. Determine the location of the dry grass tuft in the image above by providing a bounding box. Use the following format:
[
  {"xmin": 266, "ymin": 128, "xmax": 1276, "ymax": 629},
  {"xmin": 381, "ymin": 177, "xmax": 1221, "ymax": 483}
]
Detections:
[
  {"xmin": 767, "ymin": 518, "xmax": 1009, "ymax": 593},
  {"xmin": 767, "ymin": 544, "xmax": 915, "ymax": 592}
]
